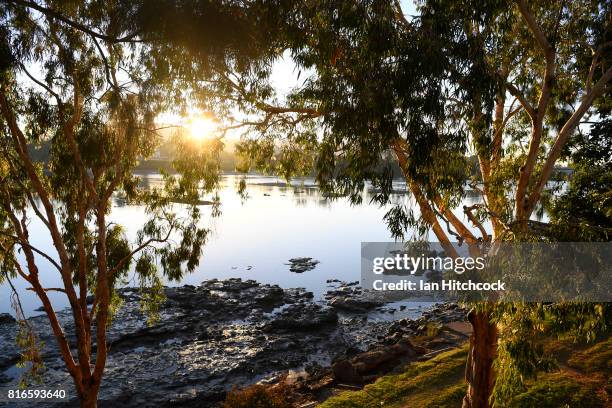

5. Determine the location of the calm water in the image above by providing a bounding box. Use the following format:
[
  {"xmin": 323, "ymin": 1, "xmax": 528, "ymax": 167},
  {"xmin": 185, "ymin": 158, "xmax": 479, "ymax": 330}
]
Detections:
[{"xmin": 1, "ymin": 174, "xmax": 485, "ymax": 317}]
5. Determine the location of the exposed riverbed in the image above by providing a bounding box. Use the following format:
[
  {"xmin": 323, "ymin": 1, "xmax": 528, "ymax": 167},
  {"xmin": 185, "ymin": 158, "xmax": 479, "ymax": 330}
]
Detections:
[{"xmin": 0, "ymin": 279, "xmax": 468, "ymax": 407}]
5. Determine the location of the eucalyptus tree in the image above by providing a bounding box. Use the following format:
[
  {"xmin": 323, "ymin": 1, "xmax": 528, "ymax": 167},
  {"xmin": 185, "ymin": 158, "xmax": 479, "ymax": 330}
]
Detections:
[
  {"xmin": 0, "ymin": 1, "xmax": 224, "ymax": 406},
  {"xmin": 11, "ymin": 0, "xmax": 606, "ymax": 406},
  {"xmin": 548, "ymin": 119, "xmax": 612, "ymax": 240},
  {"xmin": 163, "ymin": 1, "xmax": 611, "ymax": 406}
]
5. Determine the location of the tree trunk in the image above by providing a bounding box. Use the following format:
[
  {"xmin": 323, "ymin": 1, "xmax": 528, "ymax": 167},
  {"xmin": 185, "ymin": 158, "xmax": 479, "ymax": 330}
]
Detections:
[
  {"xmin": 463, "ymin": 309, "xmax": 498, "ymax": 408},
  {"xmin": 78, "ymin": 384, "xmax": 99, "ymax": 408}
]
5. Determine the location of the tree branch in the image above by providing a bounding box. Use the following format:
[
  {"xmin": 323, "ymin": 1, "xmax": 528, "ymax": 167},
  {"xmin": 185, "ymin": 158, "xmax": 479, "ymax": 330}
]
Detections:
[
  {"xmin": 506, "ymin": 82, "xmax": 535, "ymax": 118},
  {"xmin": 3, "ymin": 0, "xmax": 141, "ymax": 43},
  {"xmin": 27, "ymin": 287, "xmax": 67, "ymax": 293},
  {"xmin": 108, "ymin": 225, "xmax": 174, "ymax": 277},
  {"xmin": 0, "ymin": 231, "xmax": 63, "ymax": 273},
  {"xmin": 525, "ymin": 66, "xmax": 612, "ymax": 215},
  {"xmin": 516, "ymin": 0, "xmax": 554, "ymax": 57}
]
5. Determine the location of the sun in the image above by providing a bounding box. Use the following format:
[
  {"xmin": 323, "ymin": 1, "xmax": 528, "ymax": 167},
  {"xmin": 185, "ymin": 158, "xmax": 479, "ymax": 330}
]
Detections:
[{"xmin": 188, "ymin": 117, "xmax": 217, "ymax": 140}]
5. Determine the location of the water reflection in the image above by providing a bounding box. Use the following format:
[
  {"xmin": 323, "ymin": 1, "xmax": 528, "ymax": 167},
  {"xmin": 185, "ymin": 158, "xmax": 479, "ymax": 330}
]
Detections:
[{"xmin": 1, "ymin": 173, "xmax": 487, "ymax": 317}]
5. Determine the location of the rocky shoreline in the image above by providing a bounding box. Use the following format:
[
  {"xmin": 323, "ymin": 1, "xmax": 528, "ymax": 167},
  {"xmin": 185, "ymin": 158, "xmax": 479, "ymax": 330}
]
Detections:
[{"xmin": 0, "ymin": 279, "xmax": 469, "ymax": 407}]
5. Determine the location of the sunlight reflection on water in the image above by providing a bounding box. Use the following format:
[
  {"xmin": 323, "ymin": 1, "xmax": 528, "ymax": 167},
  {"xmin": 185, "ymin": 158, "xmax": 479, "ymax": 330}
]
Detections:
[{"xmin": 1, "ymin": 174, "xmax": 486, "ymax": 316}]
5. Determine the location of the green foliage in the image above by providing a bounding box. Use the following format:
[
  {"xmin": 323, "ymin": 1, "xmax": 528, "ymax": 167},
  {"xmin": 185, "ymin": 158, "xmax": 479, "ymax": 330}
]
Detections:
[
  {"xmin": 548, "ymin": 119, "xmax": 612, "ymax": 241},
  {"xmin": 0, "ymin": 0, "xmax": 225, "ymax": 315},
  {"xmin": 136, "ymin": 253, "xmax": 165, "ymax": 326},
  {"xmin": 0, "ymin": 0, "xmax": 225, "ymax": 394},
  {"xmin": 492, "ymin": 303, "xmax": 610, "ymax": 404},
  {"xmin": 2, "ymin": 273, "xmax": 45, "ymax": 387},
  {"xmin": 14, "ymin": 319, "xmax": 45, "ymax": 387}
]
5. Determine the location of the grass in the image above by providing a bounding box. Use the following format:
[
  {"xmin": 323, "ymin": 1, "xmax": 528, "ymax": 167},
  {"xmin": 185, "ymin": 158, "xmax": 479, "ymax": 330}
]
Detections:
[
  {"xmin": 567, "ymin": 336, "xmax": 612, "ymax": 374},
  {"xmin": 508, "ymin": 371, "xmax": 606, "ymax": 408},
  {"xmin": 221, "ymin": 335, "xmax": 610, "ymax": 407},
  {"xmin": 320, "ymin": 347, "xmax": 468, "ymax": 408},
  {"xmin": 319, "ymin": 335, "xmax": 611, "ymax": 408}
]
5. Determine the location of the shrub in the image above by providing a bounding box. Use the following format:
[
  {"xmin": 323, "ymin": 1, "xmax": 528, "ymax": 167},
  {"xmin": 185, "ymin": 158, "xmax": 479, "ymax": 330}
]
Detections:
[{"xmin": 223, "ymin": 383, "xmax": 293, "ymax": 408}]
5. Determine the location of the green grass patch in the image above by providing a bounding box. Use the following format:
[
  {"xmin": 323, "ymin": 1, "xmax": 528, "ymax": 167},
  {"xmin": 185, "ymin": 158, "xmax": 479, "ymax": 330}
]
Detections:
[
  {"xmin": 422, "ymin": 383, "xmax": 467, "ymax": 408},
  {"xmin": 567, "ymin": 336, "xmax": 612, "ymax": 374},
  {"xmin": 319, "ymin": 336, "xmax": 611, "ymax": 408},
  {"xmin": 507, "ymin": 371, "xmax": 606, "ymax": 408},
  {"xmin": 320, "ymin": 346, "xmax": 468, "ymax": 408}
]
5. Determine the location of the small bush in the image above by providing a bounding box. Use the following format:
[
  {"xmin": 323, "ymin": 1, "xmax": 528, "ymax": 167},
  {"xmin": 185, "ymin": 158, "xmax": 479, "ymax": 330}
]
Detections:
[{"xmin": 223, "ymin": 383, "xmax": 293, "ymax": 408}]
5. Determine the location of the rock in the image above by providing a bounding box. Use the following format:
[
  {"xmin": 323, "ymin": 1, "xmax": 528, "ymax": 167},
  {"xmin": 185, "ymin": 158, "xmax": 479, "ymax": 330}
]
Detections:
[
  {"xmin": 265, "ymin": 304, "xmax": 338, "ymax": 332},
  {"xmin": 426, "ymin": 270, "xmax": 443, "ymax": 282},
  {"xmin": 258, "ymin": 375, "xmax": 280, "ymax": 384},
  {"xmin": 286, "ymin": 257, "xmax": 320, "ymax": 273},
  {"xmin": 332, "ymin": 338, "xmax": 426, "ymax": 383},
  {"xmin": 329, "ymin": 296, "xmax": 382, "ymax": 312},
  {"xmin": 331, "ymin": 359, "xmax": 361, "ymax": 384},
  {"xmin": 0, "ymin": 279, "xmax": 462, "ymax": 408},
  {"xmin": 0, "ymin": 313, "xmax": 15, "ymax": 324},
  {"xmin": 0, "ymin": 372, "xmax": 11, "ymax": 384}
]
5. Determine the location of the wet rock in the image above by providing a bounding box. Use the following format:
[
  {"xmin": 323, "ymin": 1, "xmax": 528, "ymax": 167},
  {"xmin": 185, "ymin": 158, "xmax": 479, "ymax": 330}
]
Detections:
[
  {"xmin": 286, "ymin": 257, "xmax": 320, "ymax": 273},
  {"xmin": 328, "ymin": 297, "xmax": 382, "ymax": 312},
  {"xmin": 203, "ymin": 277, "xmax": 260, "ymax": 292},
  {"xmin": 426, "ymin": 270, "xmax": 443, "ymax": 282},
  {"xmin": 324, "ymin": 282, "xmax": 383, "ymax": 313},
  {"xmin": 265, "ymin": 304, "xmax": 338, "ymax": 332},
  {"xmin": 0, "ymin": 279, "xmax": 461, "ymax": 408}
]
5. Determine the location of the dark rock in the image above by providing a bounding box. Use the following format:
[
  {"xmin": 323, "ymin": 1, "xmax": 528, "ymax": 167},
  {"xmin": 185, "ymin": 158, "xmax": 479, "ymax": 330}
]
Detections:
[
  {"xmin": 331, "ymin": 338, "xmax": 426, "ymax": 384},
  {"xmin": 265, "ymin": 304, "xmax": 338, "ymax": 332},
  {"xmin": 0, "ymin": 313, "xmax": 16, "ymax": 324},
  {"xmin": 0, "ymin": 279, "xmax": 462, "ymax": 408},
  {"xmin": 331, "ymin": 359, "xmax": 361, "ymax": 384},
  {"xmin": 329, "ymin": 296, "xmax": 382, "ymax": 312},
  {"xmin": 286, "ymin": 257, "xmax": 320, "ymax": 273},
  {"xmin": 426, "ymin": 270, "xmax": 443, "ymax": 282}
]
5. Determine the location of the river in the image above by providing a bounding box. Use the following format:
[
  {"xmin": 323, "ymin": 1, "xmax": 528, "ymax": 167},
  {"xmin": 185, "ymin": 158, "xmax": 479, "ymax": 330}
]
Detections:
[{"xmin": 0, "ymin": 173, "xmax": 485, "ymax": 317}]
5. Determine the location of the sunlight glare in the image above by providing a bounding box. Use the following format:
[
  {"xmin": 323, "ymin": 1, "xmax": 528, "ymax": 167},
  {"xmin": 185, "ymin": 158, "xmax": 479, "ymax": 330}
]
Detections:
[{"xmin": 189, "ymin": 117, "xmax": 217, "ymax": 140}]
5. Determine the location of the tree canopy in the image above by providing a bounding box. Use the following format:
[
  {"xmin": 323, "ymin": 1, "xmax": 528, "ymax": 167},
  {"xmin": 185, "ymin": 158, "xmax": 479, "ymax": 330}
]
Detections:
[
  {"xmin": 0, "ymin": 0, "xmax": 610, "ymax": 407},
  {"xmin": 0, "ymin": 0, "xmax": 230, "ymax": 404}
]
